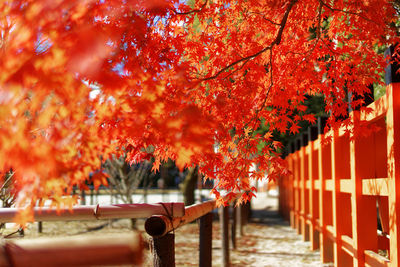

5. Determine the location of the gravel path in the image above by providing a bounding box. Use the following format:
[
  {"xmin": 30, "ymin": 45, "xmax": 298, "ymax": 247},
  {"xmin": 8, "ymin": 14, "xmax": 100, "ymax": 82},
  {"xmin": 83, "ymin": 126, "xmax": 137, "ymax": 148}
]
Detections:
[
  {"xmin": 228, "ymin": 192, "xmax": 333, "ymax": 267},
  {"xmin": 171, "ymin": 192, "xmax": 333, "ymax": 267}
]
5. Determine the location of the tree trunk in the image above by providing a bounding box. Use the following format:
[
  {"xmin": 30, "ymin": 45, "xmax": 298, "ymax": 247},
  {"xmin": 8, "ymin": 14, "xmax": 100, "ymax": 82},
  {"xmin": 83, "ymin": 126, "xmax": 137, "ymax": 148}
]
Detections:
[{"xmin": 182, "ymin": 167, "xmax": 198, "ymax": 206}]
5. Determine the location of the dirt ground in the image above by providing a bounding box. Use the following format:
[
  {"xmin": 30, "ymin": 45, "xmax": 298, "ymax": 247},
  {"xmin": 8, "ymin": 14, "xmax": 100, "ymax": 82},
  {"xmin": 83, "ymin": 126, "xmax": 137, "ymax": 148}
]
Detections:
[{"xmin": 2, "ymin": 193, "xmax": 332, "ymax": 267}]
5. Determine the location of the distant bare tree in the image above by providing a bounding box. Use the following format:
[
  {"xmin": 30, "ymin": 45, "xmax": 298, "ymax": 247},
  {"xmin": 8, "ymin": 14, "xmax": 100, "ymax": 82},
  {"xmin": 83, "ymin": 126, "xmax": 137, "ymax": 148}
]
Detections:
[
  {"xmin": 0, "ymin": 171, "xmax": 24, "ymax": 237},
  {"xmin": 102, "ymin": 155, "xmax": 156, "ymax": 229},
  {"xmin": 0, "ymin": 171, "xmax": 15, "ymax": 209}
]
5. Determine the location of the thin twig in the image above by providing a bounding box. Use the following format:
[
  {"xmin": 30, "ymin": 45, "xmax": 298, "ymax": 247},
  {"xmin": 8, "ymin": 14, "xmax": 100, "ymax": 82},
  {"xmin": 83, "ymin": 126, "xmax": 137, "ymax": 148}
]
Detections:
[
  {"xmin": 319, "ymin": 0, "xmax": 378, "ymax": 25},
  {"xmin": 249, "ymin": 48, "xmax": 274, "ymax": 131},
  {"xmin": 173, "ymin": 0, "xmax": 208, "ymax": 15},
  {"xmin": 248, "ymin": 11, "xmax": 281, "ymax": 26},
  {"xmin": 0, "ymin": 172, "xmax": 14, "ymax": 193},
  {"xmin": 201, "ymin": 0, "xmax": 299, "ymax": 81}
]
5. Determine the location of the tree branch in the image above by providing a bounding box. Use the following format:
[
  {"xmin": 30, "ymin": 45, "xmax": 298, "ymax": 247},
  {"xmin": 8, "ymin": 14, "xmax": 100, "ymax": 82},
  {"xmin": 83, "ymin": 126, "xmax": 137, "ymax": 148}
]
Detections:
[
  {"xmin": 201, "ymin": 0, "xmax": 298, "ymax": 81},
  {"xmin": 173, "ymin": 0, "xmax": 208, "ymax": 15},
  {"xmin": 248, "ymin": 11, "xmax": 281, "ymax": 26},
  {"xmin": 287, "ymin": 2, "xmax": 323, "ymax": 69},
  {"xmin": 319, "ymin": 0, "xmax": 377, "ymax": 24}
]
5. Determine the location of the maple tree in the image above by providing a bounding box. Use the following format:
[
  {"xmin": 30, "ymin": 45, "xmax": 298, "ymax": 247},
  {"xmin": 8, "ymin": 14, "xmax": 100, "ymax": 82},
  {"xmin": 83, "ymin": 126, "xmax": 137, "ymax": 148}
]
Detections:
[{"xmin": 0, "ymin": 0, "xmax": 399, "ymax": 220}]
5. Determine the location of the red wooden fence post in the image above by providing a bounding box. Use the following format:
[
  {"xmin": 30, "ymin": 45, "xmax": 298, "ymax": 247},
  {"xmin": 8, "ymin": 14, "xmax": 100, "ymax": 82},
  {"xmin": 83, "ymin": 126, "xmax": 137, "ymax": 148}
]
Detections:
[
  {"xmin": 318, "ymin": 117, "xmax": 334, "ymax": 264},
  {"xmin": 294, "ymin": 138, "xmax": 301, "ymax": 235},
  {"xmin": 385, "ymin": 45, "xmax": 400, "ymax": 267},
  {"xmin": 350, "ymin": 111, "xmax": 378, "ymax": 266},
  {"xmin": 289, "ymin": 144, "xmax": 295, "ymax": 226},
  {"xmin": 300, "ymin": 134, "xmax": 309, "ymax": 241},
  {"xmin": 308, "ymin": 127, "xmax": 320, "ymax": 250},
  {"xmin": 332, "ymin": 129, "xmax": 352, "ymax": 266}
]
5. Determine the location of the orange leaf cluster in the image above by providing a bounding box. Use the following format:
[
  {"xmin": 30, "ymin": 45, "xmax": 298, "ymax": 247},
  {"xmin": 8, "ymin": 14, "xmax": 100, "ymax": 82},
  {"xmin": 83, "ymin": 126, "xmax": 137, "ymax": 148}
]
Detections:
[{"xmin": 0, "ymin": 0, "xmax": 398, "ymax": 220}]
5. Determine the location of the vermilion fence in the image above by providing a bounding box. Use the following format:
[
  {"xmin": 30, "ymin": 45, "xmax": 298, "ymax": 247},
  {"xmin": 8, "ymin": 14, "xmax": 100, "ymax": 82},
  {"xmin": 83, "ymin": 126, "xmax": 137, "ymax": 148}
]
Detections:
[{"xmin": 279, "ymin": 77, "xmax": 400, "ymax": 265}]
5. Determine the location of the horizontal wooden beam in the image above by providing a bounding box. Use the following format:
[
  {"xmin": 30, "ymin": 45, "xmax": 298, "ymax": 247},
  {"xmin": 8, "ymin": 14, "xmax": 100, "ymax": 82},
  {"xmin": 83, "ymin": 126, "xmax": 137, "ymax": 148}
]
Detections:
[
  {"xmin": 326, "ymin": 225, "xmax": 335, "ymax": 240},
  {"xmin": 341, "ymin": 235, "xmax": 355, "ymax": 258},
  {"xmin": 306, "ymin": 180, "xmax": 311, "ymax": 189},
  {"xmin": 314, "ymin": 180, "xmax": 321, "ymax": 190},
  {"xmin": 145, "ymin": 194, "xmax": 238, "ymax": 237},
  {"xmin": 362, "ymin": 178, "xmax": 388, "ymax": 196},
  {"xmin": 360, "ymin": 96, "xmax": 388, "ymax": 122},
  {"xmin": 145, "ymin": 200, "xmax": 217, "ymax": 237},
  {"xmin": 364, "ymin": 250, "xmax": 390, "ymax": 267},
  {"xmin": 0, "ymin": 202, "xmax": 185, "ymax": 223},
  {"xmin": 325, "ymin": 180, "xmax": 334, "ymax": 191},
  {"xmin": 340, "ymin": 179, "xmax": 353, "ymax": 194},
  {"xmin": 1, "ymin": 233, "xmax": 143, "ymax": 267}
]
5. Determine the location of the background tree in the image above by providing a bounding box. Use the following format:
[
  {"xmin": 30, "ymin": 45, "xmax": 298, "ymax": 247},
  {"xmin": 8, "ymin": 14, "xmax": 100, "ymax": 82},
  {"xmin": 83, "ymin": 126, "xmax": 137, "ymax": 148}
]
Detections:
[
  {"xmin": 181, "ymin": 166, "xmax": 199, "ymax": 206},
  {"xmin": 102, "ymin": 156, "xmax": 155, "ymax": 204},
  {"xmin": 102, "ymin": 156, "xmax": 155, "ymax": 229},
  {"xmin": 0, "ymin": 171, "xmax": 15, "ymax": 209}
]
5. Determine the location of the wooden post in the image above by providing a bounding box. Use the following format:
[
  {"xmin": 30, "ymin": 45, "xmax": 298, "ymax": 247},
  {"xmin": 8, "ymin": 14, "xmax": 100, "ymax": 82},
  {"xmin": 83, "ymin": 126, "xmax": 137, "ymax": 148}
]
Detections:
[
  {"xmin": 95, "ymin": 189, "xmax": 99, "ymax": 204},
  {"xmin": 237, "ymin": 204, "xmax": 243, "ymax": 237},
  {"xmin": 288, "ymin": 149, "xmax": 295, "ymax": 228},
  {"xmin": 300, "ymin": 134, "xmax": 309, "ymax": 241},
  {"xmin": 385, "ymin": 46, "xmax": 400, "ymax": 267},
  {"xmin": 241, "ymin": 200, "xmax": 251, "ymax": 226},
  {"xmin": 150, "ymin": 233, "xmax": 175, "ymax": 267},
  {"xmin": 247, "ymin": 200, "xmax": 251, "ymax": 221},
  {"xmin": 332, "ymin": 129, "xmax": 353, "ymax": 266},
  {"xmin": 109, "ymin": 187, "xmax": 113, "ymax": 204},
  {"xmin": 90, "ymin": 188, "xmax": 94, "ymax": 205},
  {"xmin": 231, "ymin": 204, "xmax": 237, "ymax": 249},
  {"xmin": 80, "ymin": 190, "xmax": 86, "ymax": 205},
  {"xmin": 350, "ymin": 111, "xmax": 378, "ymax": 266},
  {"xmin": 220, "ymin": 206, "xmax": 229, "ymax": 267},
  {"xmin": 38, "ymin": 222, "xmax": 42, "ymax": 233},
  {"xmin": 18, "ymin": 228, "xmax": 24, "ymax": 237},
  {"xmin": 294, "ymin": 137, "xmax": 301, "ymax": 235},
  {"xmin": 199, "ymin": 212, "xmax": 213, "ymax": 267},
  {"xmin": 308, "ymin": 127, "xmax": 320, "ymax": 250},
  {"xmin": 318, "ymin": 117, "xmax": 334, "ymax": 263},
  {"xmin": 144, "ymin": 188, "xmax": 148, "ymax": 203}
]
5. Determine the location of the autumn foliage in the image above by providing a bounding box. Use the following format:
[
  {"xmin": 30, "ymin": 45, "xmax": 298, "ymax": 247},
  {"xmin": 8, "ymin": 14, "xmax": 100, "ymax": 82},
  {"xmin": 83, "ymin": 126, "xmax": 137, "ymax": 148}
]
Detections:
[{"xmin": 0, "ymin": 0, "xmax": 399, "ymax": 218}]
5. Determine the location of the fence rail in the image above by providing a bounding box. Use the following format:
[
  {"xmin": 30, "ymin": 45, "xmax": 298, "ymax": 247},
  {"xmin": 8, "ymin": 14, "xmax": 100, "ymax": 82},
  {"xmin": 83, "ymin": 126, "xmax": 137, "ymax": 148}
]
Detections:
[
  {"xmin": 0, "ymin": 233, "xmax": 143, "ymax": 267},
  {"xmin": 279, "ymin": 79, "xmax": 400, "ymax": 265},
  {"xmin": 144, "ymin": 195, "xmax": 250, "ymax": 267},
  {"xmin": 0, "ymin": 198, "xmax": 250, "ymax": 266},
  {"xmin": 0, "ymin": 202, "xmax": 185, "ymax": 222},
  {"xmin": 0, "ymin": 202, "xmax": 184, "ymax": 266}
]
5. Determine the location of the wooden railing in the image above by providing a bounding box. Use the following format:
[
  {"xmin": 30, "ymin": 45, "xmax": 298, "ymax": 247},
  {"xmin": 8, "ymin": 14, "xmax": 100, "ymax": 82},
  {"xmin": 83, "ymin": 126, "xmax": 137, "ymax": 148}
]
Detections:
[
  {"xmin": 0, "ymin": 202, "xmax": 184, "ymax": 266},
  {"xmin": 0, "ymin": 199, "xmax": 250, "ymax": 266},
  {"xmin": 0, "ymin": 202, "xmax": 185, "ymax": 222},
  {"xmin": 0, "ymin": 233, "xmax": 143, "ymax": 267},
  {"xmin": 279, "ymin": 79, "xmax": 400, "ymax": 265},
  {"xmin": 145, "ymin": 196, "xmax": 251, "ymax": 267}
]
